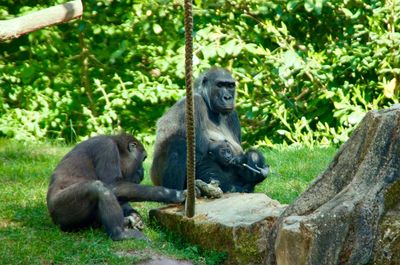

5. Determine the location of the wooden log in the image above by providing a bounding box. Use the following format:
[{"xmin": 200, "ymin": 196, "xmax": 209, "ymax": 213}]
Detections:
[{"xmin": 0, "ymin": 0, "xmax": 83, "ymax": 42}]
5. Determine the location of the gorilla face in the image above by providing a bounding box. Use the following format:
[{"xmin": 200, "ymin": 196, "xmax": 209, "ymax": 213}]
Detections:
[
  {"xmin": 199, "ymin": 68, "xmax": 236, "ymax": 114},
  {"xmin": 210, "ymin": 78, "xmax": 236, "ymax": 114},
  {"xmin": 120, "ymin": 136, "xmax": 147, "ymax": 184},
  {"xmin": 208, "ymin": 140, "xmax": 234, "ymax": 167}
]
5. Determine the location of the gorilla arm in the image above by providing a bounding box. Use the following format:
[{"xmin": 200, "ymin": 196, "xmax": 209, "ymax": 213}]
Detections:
[
  {"xmin": 112, "ymin": 182, "xmax": 185, "ymax": 203},
  {"xmin": 151, "ymin": 94, "xmax": 211, "ymax": 190},
  {"xmin": 91, "ymin": 137, "xmax": 124, "ymax": 184},
  {"xmin": 86, "ymin": 137, "xmax": 185, "ymax": 204},
  {"xmin": 194, "ymin": 94, "xmax": 216, "ymax": 155},
  {"xmin": 225, "ymin": 110, "xmax": 241, "ymax": 144}
]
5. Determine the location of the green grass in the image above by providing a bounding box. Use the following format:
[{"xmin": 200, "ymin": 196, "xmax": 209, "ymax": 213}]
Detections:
[
  {"xmin": 258, "ymin": 145, "xmax": 337, "ymax": 204},
  {"xmin": 0, "ymin": 139, "xmax": 336, "ymax": 264}
]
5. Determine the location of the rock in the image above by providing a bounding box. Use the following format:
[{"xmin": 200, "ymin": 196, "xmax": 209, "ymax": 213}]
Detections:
[
  {"xmin": 150, "ymin": 193, "xmax": 286, "ymax": 265},
  {"xmin": 267, "ymin": 105, "xmax": 400, "ymax": 265},
  {"xmin": 372, "ymin": 212, "xmax": 400, "ymax": 265},
  {"xmin": 370, "ymin": 204, "xmax": 400, "ymax": 265}
]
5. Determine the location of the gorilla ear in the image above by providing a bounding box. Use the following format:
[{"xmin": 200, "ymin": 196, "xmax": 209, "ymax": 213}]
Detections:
[{"xmin": 128, "ymin": 142, "xmax": 137, "ymax": 152}]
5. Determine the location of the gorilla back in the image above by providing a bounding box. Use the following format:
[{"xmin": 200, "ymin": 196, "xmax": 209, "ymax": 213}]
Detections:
[{"xmin": 151, "ymin": 68, "xmax": 243, "ymax": 190}]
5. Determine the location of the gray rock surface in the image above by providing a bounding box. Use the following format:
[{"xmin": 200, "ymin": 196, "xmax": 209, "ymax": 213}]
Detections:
[
  {"xmin": 267, "ymin": 105, "xmax": 400, "ymax": 265},
  {"xmin": 150, "ymin": 193, "xmax": 286, "ymax": 265}
]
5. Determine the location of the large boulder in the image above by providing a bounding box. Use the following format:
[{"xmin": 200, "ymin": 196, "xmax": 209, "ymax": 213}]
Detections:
[{"xmin": 267, "ymin": 105, "xmax": 400, "ymax": 265}]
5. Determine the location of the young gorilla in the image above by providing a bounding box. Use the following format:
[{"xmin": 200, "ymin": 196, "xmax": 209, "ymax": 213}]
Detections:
[
  {"xmin": 198, "ymin": 140, "xmax": 269, "ymax": 192},
  {"xmin": 47, "ymin": 133, "xmax": 185, "ymax": 241}
]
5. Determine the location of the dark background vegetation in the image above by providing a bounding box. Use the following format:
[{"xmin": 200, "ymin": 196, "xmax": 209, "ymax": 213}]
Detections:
[{"xmin": 1, "ymin": 0, "xmax": 399, "ymax": 146}]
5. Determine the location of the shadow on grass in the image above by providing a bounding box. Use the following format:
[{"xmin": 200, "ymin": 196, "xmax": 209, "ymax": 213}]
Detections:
[
  {"xmin": 0, "ymin": 201, "xmax": 123, "ymax": 264},
  {"xmin": 9, "ymin": 201, "xmax": 108, "ymax": 240},
  {"xmin": 13, "ymin": 202, "xmax": 52, "ymax": 227},
  {"xmin": 148, "ymin": 219, "xmax": 228, "ymax": 265}
]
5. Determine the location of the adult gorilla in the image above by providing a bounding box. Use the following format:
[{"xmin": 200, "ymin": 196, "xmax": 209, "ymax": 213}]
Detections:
[
  {"xmin": 47, "ymin": 133, "xmax": 185, "ymax": 241},
  {"xmin": 151, "ymin": 67, "xmax": 269, "ymax": 192}
]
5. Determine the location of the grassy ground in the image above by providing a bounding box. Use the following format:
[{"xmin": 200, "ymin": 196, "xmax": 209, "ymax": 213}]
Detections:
[{"xmin": 0, "ymin": 139, "xmax": 336, "ymax": 264}]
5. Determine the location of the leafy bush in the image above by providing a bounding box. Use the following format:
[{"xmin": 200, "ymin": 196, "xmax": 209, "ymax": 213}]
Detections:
[{"xmin": 1, "ymin": 0, "xmax": 399, "ymax": 146}]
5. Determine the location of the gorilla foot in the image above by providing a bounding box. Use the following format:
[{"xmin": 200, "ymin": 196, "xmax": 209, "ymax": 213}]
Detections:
[
  {"xmin": 195, "ymin": 179, "xmax": 223, "ymax": 198},
  {"xmin": 124, "ymin": 212, "xmax": 145, "ymax": 231}
]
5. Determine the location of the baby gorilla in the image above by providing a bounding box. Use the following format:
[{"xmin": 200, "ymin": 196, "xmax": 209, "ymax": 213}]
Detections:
[
  {"xmin": 47, "ymin": 133, "xmax": 185, "ymax": 241},
  {"xmin": 197, "ymin": 140, "xmax": 269, "ymax": 192}
]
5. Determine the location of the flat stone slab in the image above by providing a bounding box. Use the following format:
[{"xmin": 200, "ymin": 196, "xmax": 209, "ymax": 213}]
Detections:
[{"xmin": 149, "ymin": 193, "xmax": 286, "ymax": 265}]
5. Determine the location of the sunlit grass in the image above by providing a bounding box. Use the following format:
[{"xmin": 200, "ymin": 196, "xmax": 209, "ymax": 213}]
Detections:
[
  {"xmin": 0, "ymin": 138, "xmax": 336, "ymax": 264},
  {"xmin": 257, "ymin": 145, "xmax": 337, "ymax": 204}
]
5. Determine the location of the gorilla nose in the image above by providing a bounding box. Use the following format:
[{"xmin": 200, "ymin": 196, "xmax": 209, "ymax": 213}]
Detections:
[{"xmin": 224, "ymin": 95, "xmax": 232, "ymax": 101}]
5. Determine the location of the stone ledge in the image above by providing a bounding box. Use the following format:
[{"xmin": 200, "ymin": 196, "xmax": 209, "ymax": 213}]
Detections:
[{"xmin": 149, "ymin": 193, "xmax": 286, "ymax": 265}]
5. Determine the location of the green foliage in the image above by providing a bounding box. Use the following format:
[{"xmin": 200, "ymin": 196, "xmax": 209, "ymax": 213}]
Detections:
[{"xmin": 1, "ymin": 0, "xmax": 400, "ymax": 145}]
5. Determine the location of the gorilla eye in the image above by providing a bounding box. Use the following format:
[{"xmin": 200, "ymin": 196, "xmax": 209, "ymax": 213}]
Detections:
[
  {"xmin": 221, "ymin": 148, "xmax": 231, "ymax": 156},
  {"xmin": 128, "ymin": 142, "xmax": 137, "ymax": 152},
  {"xmin": 216, "ymin": 82, "xmax": 224, "ymax": 88}
]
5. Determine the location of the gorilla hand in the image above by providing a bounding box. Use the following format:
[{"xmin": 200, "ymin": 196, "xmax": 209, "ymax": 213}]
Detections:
[{"xmin": 242, "ymin": 163, "xmax": 270, "ymax": 177}]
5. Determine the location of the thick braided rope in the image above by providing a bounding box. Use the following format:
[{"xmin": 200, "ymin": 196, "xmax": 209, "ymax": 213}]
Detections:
[{"xmin": 184, "ymin": 0, "xmax": 195, "ymax": 217}]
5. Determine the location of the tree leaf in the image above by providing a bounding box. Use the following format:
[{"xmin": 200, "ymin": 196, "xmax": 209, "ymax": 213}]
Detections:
[{"xmin": 153, "ymin": 24, "xmax": 163, "ymax": 34}]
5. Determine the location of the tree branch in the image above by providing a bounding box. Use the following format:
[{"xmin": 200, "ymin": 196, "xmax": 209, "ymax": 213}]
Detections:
[{"xmin": 0, "ymin": 0, "xmax": 83, "ymax": 42}]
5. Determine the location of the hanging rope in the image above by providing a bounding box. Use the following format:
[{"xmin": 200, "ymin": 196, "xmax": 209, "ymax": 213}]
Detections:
[{"xmin": 184, "ymin": 0, "xmax": 195, "ymax": 218}]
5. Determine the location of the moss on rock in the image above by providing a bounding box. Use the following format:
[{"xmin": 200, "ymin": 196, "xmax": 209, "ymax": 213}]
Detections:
[{"xmin": 149, "ymin": 193, "xmax": 285, "ymax": 265}]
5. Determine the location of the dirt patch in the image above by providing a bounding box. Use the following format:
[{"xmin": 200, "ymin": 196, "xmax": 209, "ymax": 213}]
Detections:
[
  {"xmin": 115, "ymin": 249, "xmax": 193, "ymax": 265},
  {"xmin": 138, "ymin": 255, "xmax": 193, "ymax": 265}
]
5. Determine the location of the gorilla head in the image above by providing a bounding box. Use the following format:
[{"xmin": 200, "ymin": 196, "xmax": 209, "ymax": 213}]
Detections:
[
  {"xmin": 208, "ymin": 139, "xmax": 234, "ymax": 167},
  {"xmin": 239, "ymin": 149, "xmax": 270, "ymax": 185},
  {"xmin": 112, "ymin": 134, "xmax": 147, "ymax": 184},
  {"xmin": 195, "ymin": 68, "xmax": 236, "ymax": 114}
]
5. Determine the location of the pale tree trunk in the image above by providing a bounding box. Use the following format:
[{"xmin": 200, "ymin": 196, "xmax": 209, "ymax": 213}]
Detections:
[{"xmin": 0, "ymin": 0, "xmax": 82, "ymax": 41}]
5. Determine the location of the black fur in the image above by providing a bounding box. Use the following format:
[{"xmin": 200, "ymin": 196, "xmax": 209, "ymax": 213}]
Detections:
[
  {"xmin": 151, "ymin": 68, "xmax": 269, "ymax": 192},
  {"xmin": 47, "ymin": 133, "xmax": 184, "ymax": 241},
  {"xmin": 199, "ymin": 140, "xmax": 269, "ymax": 192}
]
